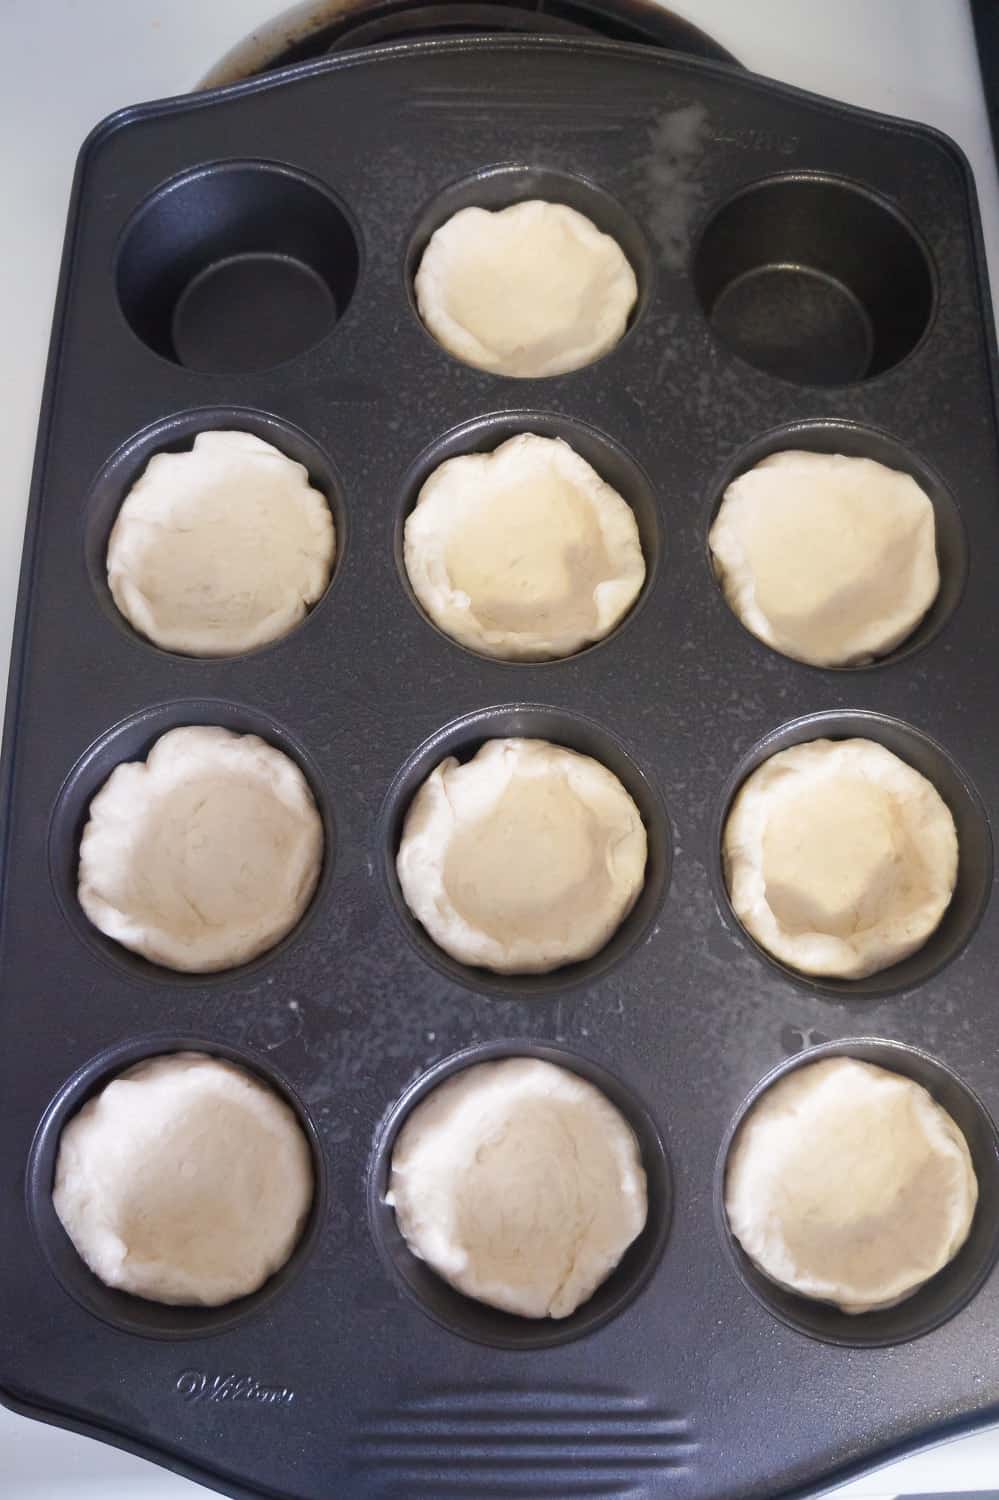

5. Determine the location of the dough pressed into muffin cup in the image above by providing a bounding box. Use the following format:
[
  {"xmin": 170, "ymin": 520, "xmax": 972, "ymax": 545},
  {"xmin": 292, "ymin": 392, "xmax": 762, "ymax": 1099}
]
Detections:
[
  {"xmin": 53, "ymin": 1052, "xmax": 314, "ymax": 1306},
  {"xmin": 414, "ymin": 199, "xmax": 638, "ymax": 377},
  {"xmin": 709, "ymin": 450, "xmax": 939, "ymax": 667},
  {"xmin": 396, "ymin": 737, "xmax": 647, "ymax": 974},
  {"xmin": 107, "ymin": 430, "xmax": 335, "ymax": 656},
  {"xmin": 77, "ymin": 724, "xmax": 324, "ymax": 973},
  {"xmin": 722, "ymin": 737, "xmax": 958, "ymax": 979},
  {"xmin": 387, "ymin": 1056, "xmax": 648, "ymax": 1318},
  {"xmin": 404, "ymin": 433, "xmax": 646, "ymax": 661},
  {"xmin": 725, "ymin": 1056, "xmax": 977, "ymax": 1313}
]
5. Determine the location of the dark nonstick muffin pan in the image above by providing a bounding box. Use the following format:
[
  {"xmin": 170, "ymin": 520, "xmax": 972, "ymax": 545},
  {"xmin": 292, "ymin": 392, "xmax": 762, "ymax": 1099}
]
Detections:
[{"xmin": 2, "ymin": 34, "xmax": 999, "ymax": 1500}]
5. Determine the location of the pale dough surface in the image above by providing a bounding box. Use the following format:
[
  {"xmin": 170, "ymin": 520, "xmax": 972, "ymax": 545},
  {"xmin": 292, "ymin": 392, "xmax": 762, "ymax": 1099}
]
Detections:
[
  {"xmin": 53, "ymin": 1052, "xmax": 314, "ymax": 1306},
  {"xmin": 414, "ymin": 200, "xmax": 638, "ymax": 377},
  {"xmin": 387, "ymin": 1056, "xmax": 647, "ymax": 1318},
  {"xmin": 708, "ymin": 450, "xmax": 939, "ymax": 666},
  {"xmin": 107, "ymin": 430, "xmax": 335, "ymax": 656},
  {"xmin": 404, "ymin": 433, "xmax": 646, "ymax": 660},
  {"xmin": 78, "ymin": 725, "xmax": 324, "ymax": 973},
  {"xmin": 396, "ymin": 737, "xmax": 647, "ymax": 974},
  {"xmin": 725, "ymin": 1056, "xmax": 977, "ymax": 1313},
  {"xmin": 723, "ymin": 737, "xmax": 958, "ymax": 979}
]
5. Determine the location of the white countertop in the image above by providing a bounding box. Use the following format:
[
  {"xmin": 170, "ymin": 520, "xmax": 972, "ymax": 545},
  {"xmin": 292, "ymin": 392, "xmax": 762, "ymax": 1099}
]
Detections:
[{"xmin": 3, "ymin": 1, "xmax": 999, "ymax": 1495}]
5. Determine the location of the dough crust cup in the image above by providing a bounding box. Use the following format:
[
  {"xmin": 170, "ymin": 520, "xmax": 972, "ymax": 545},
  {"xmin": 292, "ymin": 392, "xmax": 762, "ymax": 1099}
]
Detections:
[
  {"xmin": 404, "ymin": 433, "xmax": 646, "ymax": 661},
  {"xmin": 77, "ymin": 725, "xmax": 324, "ymax": 973},
  {"xmin": 387, "ymin": 1056, "xmax": 648, "ymax": 1318},
  {"xmin": 53, "ymin": 1052, "xmax": 314, "ymax": 1307},
  {"xmin": 107, "ymin": 430, "xmax": 335, "ymax": 657},
  {"xmin": 396, "ymin": 737, "xmax": 647, "ymax": 974},
  {"xmin": 709, "ymin": 450, "xmax": 939, "ymax": 667},
  {"xmin": 725, "ymin": 1057, "xmax": 977, "ymax": 1313},
  {"xmin": 723, "ymin": 737, "xmax": 958, "ymax": 979},
  {"xmin": 414, "ymin": 199, "xmax": 638, "ymax": 377}
]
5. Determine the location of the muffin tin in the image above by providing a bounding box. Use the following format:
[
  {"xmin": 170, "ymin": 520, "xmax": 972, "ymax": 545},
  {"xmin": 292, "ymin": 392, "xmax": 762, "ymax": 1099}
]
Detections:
[{"xmin": 3, "ymin": 34, "xmax": 999, "ymax": 1500}]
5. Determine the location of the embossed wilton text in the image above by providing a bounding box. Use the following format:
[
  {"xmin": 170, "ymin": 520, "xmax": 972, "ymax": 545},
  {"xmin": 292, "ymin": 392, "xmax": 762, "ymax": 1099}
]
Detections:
[{"xmin": 176, "ymin": 1371, "xmax": 294, "ymax": 1407}]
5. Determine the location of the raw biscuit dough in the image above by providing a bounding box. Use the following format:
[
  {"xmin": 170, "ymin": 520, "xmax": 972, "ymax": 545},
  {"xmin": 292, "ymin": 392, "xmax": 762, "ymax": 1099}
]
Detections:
[
  {"xmin": 107, "ymin": 430, "xmax": 335, "ymax": 655},
  {"xmin": 723, "ymin": 738, "xmax": 958, "ymax": 980},
  {"xmin": 387, "ymin": 1056, "xmax": 648, "ymax": 1318},
  {"xmin": 404, "ymin": 433, "xmax": 646, "ymax": 660},
  {"xmin": 708, "ymin": 450, "xmax": 939, "ymax": 666},
  {"xmin": 725, "ymin": 1056, "xmax": 977, "ymax": 1313},
  {"xmin": 53, "ymin": 1052, "xmax": 314, "ymax": 1306},
  {"xmin": 396, "ymin": 737, "xmax": 647, "ymax": 974},
  {"xmin": 78, "ymin": 725, "xmax": 324, "ymax": 973},
  {"xmin": 414, "ymin": 200, "xmax": 638, "ymax": 377}
]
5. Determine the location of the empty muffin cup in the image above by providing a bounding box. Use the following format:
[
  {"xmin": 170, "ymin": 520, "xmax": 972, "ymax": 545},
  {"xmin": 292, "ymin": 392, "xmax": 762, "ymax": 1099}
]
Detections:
[
  {"xmin": 693, "ymin": 173, "xmax": 934, "ymax": 386},
  {"xmin": 116, "ymin": 161, "xmax": 360, "ymax": 373}
]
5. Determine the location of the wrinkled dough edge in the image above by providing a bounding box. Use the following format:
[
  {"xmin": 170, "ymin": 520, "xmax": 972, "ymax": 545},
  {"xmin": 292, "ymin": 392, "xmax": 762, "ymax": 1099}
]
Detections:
[
  {"xmin": 387, "ymin": 1056, "xmax": 648, "ymax": 1318},
  {"xmin": 396, "ymin": 737, "xmax": 648, "ymax": 973},
  {"xmin": 724, "ymin": 1057, "xmax": 977, "ymax": 1313},
  {"xmin": 404, "ymin": 433, "xmax": 646, "ymax": 660},
  {"xmin": 77, "ymin": 725, "xmax": 325, "ymax": 973},
  {"xmin": 52, "ymin": 1052, "xmax": 314, "ymax": 1306},
  {"xmin": 107, "ymin": 430, "xmax": 335, "ymax": 657},
  {"xmin": 414, "ymin": 201, "xmax": 638, "ymax": 377},
  {"xmin": 722, "ymin": 738, "xmax": 958, "ymax": 979},
  {"xmin": 708, "ymin": 450, "xmax": 939, "ymax": 667}
]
